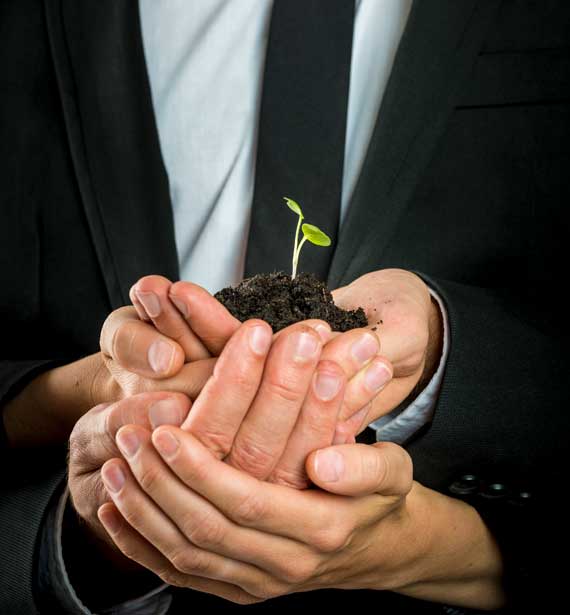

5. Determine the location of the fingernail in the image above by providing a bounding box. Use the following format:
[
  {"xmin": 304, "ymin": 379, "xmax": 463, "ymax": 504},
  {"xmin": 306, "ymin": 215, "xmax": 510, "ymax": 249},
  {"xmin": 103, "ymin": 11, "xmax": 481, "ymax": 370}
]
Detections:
[
  {"xmin": 248, "ymin": 325, "xmax": 272, "ymax": 356},
  {"xmin": 116, "ymin": 428, "xmax": 141, "ymax": 458},
  {"xmin": 314, "ymin": 449, "xmax": 344, "ymax": 482},
  {"xmin": 293, "ymin": 332, "xmax": 320, "ymax": 361},
  {"xmin": 314, "ymin": 371, "xmax": 342, "ymax": 401},
  {"xmin": 364, "ymin": 361, "xmax": 392, "ymax": 392},
  {"xmin": 136, "ymin": 291, "xmax": 161, "ymax": 318},
  {"xmin": 313, "ymin": 323, "xmax": 331, "ymax": 343},
  {"xmin": 98, "ymin": 507, "xmax": 122, "ymax": 534},
  {"xmin": 153, "ymin": 430, "xmax": 180, "ymax": 459},
  {"xmin": 351, "ymin": 333, "xmax": 379, "ymax": 366},
  {"xmin": 170, "ymin": 296, "xmax": 188, "ymax": 318},
  {"xmin": 102, "ymin": 464, "xmax": 125, "ymax": 493},
  {"xmin": 148, "ymin": 340, "xmax": 174, "ymax": 374},
  {"xmin": 149, "ymin": 398, "xmax": 183, "ymax": 429}
]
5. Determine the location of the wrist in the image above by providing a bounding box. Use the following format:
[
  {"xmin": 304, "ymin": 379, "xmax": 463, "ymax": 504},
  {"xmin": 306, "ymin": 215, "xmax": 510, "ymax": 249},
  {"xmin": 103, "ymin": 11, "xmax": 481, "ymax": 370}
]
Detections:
[
  {"xmin": 420, "ymin": 298, "xmax": 443, "ymax": 388},
  {"xmin": 396, "ymin": 483, "xmax": 506, "ymax": 609},
  {"xmin": 3, "ymin": 352, "xmax": 105, "ymax": 446}
]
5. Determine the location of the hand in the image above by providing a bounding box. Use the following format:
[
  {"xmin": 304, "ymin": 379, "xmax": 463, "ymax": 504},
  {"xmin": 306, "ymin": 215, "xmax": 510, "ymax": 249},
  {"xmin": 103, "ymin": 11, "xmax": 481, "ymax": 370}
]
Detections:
[
  {"xmin": 169, "ymin": 314, "xmax": 392, "ymax": 488},
  {"xmin": 2, "ymin": 304, "xmax": 215, "ymax": 447},
  {"xmin": 98, "ymin": 426, "xmax": 505, "ymax": 609},
  {"xmin": 67, "ymin": 392, "xmax": 191, "ymax": 551},
  {"xmin": 331, "ymin": 268, "xmax": 443, "ymax": 431},
  {"xmin": 130, "ymin": 275, "xmax": 395, "ymax": 443}
]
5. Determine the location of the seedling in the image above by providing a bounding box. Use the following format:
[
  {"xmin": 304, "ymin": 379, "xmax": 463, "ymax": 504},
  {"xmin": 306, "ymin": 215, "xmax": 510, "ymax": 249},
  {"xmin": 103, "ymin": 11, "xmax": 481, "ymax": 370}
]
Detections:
[{"xmin": 284, "ymin": 197, "xmax": 331, "ymax": 279}]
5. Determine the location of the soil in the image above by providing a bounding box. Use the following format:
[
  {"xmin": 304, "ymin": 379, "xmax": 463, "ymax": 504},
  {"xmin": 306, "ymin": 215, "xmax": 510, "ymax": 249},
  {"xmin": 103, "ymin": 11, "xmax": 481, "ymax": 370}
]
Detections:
[{"xmin": 214, "ymin": 271, "xmax": 368, "ymax": 333}]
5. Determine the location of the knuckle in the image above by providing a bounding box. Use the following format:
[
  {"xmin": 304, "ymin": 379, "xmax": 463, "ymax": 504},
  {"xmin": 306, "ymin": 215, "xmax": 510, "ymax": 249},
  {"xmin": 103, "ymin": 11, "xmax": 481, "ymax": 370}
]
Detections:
[
  {"xmin": 255, "ymin": 580, "xmax": 285, "ymax": 601},
  {"xmin": 184, "ymin": 513, "xmax": 225, "ymax": 549},
  {"xmin": 264, "ymin": 375, "xmax": 303, "ymax": 404},
  {"xmin": 68, "ymin": 424, "xmax": 91, "ymax": 469},
  {"xmin": 121, "ymin": 505, "xmax": 143, "ymax": 530},
  {"xmin": 195, "ymin": 428, "xmax": 234, "ymax": 458},
  {"xmin": 229, "ymin": 490, "xmax": 268, "ymax": 526},
  {"xmin": 170, "ymin": 546, "xmax": 209, "ymax": 575},
  {"xmin": 361, "ymin": 447, "xmax": 386, "ymax": 484},
  {"xmin": 269, "ymin": 466, "xmax": 310, "ymax": 490},
  {"xmin": 137, "ymin": 464, "xmax": 161, "ymax": 493},
  {"xmin": 230, "ymin": 437, "xmax": 275, "ymax": 478},
  {"xmin": 313, "ymin": 524, "xmax": 350, "ymax": 553},
  {"xmin": 232, "ymin": 593, "xmax": 263, "ymax": 606},
  {"xmin": 279, "ymin": 558, "xmax": 317, "ymax": 585}
]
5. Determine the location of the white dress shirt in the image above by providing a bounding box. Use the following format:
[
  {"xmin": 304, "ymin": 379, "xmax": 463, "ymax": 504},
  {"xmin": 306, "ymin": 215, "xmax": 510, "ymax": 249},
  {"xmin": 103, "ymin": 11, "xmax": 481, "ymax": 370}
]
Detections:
[{"xmin": 44, "ymin": 2, "xmax": 452, "ymax": 614}]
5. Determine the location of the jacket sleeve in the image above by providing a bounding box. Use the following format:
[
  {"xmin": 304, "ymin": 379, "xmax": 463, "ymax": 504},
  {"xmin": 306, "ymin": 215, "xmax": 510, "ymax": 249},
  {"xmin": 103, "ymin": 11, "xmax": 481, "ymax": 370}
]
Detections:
[
  {"xmin": 0, "ymin": 447, "xmax": 66, "ymax": 614},
  {"xmin": 407, "ymin": 274, "xmax": 568, "ymax": 611}
]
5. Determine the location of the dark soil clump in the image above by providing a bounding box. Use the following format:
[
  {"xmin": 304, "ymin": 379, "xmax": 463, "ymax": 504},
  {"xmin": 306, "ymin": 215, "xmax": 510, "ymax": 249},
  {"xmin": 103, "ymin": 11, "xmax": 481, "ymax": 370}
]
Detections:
[{"xmin": 215, "ymin": 271, "xmax": 367, "ymax": 333}]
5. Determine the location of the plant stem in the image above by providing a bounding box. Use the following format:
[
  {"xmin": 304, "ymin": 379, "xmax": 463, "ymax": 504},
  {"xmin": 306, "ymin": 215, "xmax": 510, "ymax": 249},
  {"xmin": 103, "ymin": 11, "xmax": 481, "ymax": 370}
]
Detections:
[
  {"xmin": 292, "ymin": 214, "xmax": 303, "ymax": 279},
  {"xmin": 292, "ymin": 236, "xmax": 308, "ymax": 279}
]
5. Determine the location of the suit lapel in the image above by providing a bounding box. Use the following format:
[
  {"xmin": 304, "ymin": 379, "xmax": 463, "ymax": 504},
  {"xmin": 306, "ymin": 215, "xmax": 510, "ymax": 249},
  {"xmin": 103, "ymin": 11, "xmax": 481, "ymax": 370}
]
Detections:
[
  {"xmin": 44, "ymin": 0, "xmax": 178, "ymax": 308},
  {"xmin": 328, "ymin": 0, "xmax": 501, "ymax": 289}
]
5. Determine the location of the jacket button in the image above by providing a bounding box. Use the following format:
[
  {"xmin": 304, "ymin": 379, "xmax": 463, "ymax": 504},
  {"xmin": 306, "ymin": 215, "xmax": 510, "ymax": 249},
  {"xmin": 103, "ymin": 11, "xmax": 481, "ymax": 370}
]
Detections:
[
  {"xmin": 480, "ymin": 482, "xmax": 507, "ymax": 498},
  {"xmin": 449, "ymin": 474, "xmax": 479, "ymax": 495}
]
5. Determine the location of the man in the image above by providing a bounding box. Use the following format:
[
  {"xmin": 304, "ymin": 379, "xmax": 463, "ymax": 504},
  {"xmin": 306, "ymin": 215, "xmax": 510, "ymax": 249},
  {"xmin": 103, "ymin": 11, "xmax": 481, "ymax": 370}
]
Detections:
[{"xmin": 1, "ymin": 0, "xmax": 568, "ymax": 612}]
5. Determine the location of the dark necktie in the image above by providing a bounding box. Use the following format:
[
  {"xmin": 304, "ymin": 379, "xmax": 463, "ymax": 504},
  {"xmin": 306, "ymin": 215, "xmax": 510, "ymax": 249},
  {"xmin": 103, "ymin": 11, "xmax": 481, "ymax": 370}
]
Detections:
[{"xmin": 244, "ymin": 0, "xmax": 355, "ymax": 282}]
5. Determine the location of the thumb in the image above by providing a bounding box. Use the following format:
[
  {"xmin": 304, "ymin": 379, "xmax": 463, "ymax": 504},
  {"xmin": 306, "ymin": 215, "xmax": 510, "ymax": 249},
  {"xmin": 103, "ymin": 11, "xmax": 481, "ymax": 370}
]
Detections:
[{"xmin": 306, "ymin": 442, "xmax": 413, "ymax": 497}]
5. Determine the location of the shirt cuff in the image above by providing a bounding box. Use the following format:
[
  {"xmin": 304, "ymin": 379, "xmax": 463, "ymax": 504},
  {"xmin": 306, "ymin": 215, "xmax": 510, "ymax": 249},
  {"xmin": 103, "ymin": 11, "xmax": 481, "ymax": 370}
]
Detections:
[
  {"xmin": 368, "ymin": 288, "xmax": 450, "ymax": 444},
  {"xmin": 38, "ymin": 484, "xmax": 172, "ymax": 615}
]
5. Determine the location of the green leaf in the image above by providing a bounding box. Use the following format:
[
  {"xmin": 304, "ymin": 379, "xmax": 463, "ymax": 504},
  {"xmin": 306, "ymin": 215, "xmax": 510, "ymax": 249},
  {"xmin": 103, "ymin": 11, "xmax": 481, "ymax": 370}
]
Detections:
[
  {"xmin": 301, "ymin": 223, "xmax": 331, "ymax": 246},
  {"xmin": 283, "ymin": 197, "xmax": 304, "ymax": 218}
]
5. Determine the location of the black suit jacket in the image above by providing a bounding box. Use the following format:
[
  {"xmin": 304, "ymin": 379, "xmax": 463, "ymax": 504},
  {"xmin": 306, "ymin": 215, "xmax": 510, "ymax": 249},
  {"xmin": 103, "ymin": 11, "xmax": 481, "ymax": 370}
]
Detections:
[{"xmin": 1, "ymin": 0, "xmax": 569, "ymax": 613}]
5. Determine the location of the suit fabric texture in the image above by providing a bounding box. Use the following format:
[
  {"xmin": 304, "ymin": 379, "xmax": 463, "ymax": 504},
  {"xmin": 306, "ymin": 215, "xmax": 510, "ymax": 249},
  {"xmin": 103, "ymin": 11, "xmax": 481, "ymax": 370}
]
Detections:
[{"xmin": 1, "ymin": 0, "xmax": 569, "ymax": 612}]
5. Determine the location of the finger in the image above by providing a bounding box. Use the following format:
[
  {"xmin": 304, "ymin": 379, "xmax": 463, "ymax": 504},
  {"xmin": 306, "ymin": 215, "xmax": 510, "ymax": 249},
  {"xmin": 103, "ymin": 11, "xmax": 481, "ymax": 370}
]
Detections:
[
  {"xmin": 319, "ymin": 328, "xmax": 380, "ymax": 377},
  {"xmin": 337, "ymin": 355, "xmax": 393, "ymax": 422},
  {"xmin": 133, "ymin": 276, "xmax": 211, "ymax": 361},
  {"xmin": 152, "ymin": 427, "xmax": 339, "ymax": 543},
  {"xmin": 106, "ymin": 357, "xmax": 216, "ymax": 402},
  {"xmin": 100, "ymin": 306, "xmax": 185, "ymax": 378},
  {"xmin": 267, "ymin": 360, "xmax": 346, "ymax": 489},
  {"xmin": 68, "ymin": 393, "xmax": 192, "ymax": 525},
  {"xmin": 98, "ymin": 503, "xmax": 261, "ymax": 605},
  {"xmin": 117, "ymin": 425, "xmax": 310, "ymax": 576},
  {"xmin": 69, "ymin": 393, "xmax": 190, "ymax": 478},
  {"xmin": 101, "ymin": 456, "xmax": 279, "ymax": 597},
  {"xmin": 106, "ymin": 392, "xmax": 191, "ymax": 436},
  {"xmin": 227, "ymin": 324, "xmax": 322, "ymax": 480},
  {"xmin": 128, "ymin": 285, "xmax": 151, "ymax": 322},
  {"xmin": 306, "ymin": 441, "xmax": 413, "ymax": 497},
  {"xmin": 272, "ymin": 319, "xmax": 331, "ymax": 344},
  {"xmin": 169, "ymin": 281, "xmax": 242, "ymax": 356},
  {"xmin": 181, "ymin": 320, "xmax": 272, "ymax": 458}
]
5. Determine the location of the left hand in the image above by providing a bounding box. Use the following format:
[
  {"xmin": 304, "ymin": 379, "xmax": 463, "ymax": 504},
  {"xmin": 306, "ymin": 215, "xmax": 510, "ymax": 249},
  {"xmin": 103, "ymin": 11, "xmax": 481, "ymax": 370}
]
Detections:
[
  {"xmin": 98, "ymin": 426, "xmax": 505, "ymax": 609},
  {"xmin": 98, "ymin": 425, "xmax": 414, "ymax": 604}
]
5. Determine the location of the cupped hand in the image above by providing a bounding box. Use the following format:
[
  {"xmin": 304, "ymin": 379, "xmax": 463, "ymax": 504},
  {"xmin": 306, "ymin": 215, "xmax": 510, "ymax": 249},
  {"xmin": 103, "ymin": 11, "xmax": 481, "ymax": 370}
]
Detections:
[
  {"xmin": 97, "ymin": 424, "xmax": 417, "ymax": 605},
  {"xmin": 95, "ymin": 305, "xmax": 216, "ymax": 403},
  {"xmin": 131, "ymin": 275, "xmax": 396, "ymax": 443},
  {"xmin": 332, "ymin": 268, "xmax": 443, "ymax": 433},
  {"xmin": 68, "ymin": 392, "xmax": 191, "ymax": 547}
]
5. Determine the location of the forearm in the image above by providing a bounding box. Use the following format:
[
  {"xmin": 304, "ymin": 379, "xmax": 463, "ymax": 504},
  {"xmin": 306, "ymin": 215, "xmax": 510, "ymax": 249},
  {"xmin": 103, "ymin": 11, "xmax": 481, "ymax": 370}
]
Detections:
[
  {"xmin": 3, "ymin": 352, "xmax": 104, "ymax": 447},
  {"xmin": 394, "ymin": 483, "xmax": 505, "ymax": 610}
]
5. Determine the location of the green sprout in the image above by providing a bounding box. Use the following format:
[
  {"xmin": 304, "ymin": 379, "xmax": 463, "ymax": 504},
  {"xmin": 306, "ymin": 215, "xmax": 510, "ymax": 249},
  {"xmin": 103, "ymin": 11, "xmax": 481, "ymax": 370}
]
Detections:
[{"xmin": 284, "ymin": 197, "xmax": 331, "ymax": 279}]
